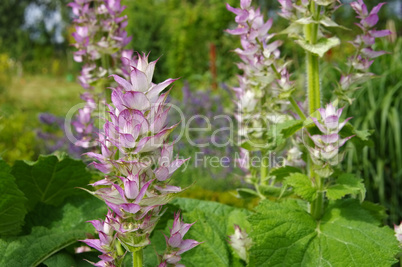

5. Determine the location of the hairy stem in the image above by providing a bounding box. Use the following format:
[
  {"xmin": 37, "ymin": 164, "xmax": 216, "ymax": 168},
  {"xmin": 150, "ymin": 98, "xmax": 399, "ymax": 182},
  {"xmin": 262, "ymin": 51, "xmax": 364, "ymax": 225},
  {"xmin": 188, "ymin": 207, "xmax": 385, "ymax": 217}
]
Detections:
[
  {"xmin": 260, "ymin": 154, "xmax": 269, "ymax": 186},
  {"xmin": 306, "ymin": 52, "xmax": 320, "ymax": 114},
  {"xmin": 310, "ymin": 169, "xmax": 324, "ymax": 219},
  {"xmin": 133, "ymin": 249, "xmax": 143, "ymax": 267},
  {"xmin": 306, "ymin": 1, "xmax": 324, "ymax": 219}
]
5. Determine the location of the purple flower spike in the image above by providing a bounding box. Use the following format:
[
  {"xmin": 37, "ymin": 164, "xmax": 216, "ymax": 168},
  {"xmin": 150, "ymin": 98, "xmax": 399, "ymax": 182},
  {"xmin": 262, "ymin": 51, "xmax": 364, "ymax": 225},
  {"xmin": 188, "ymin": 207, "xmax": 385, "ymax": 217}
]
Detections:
[
  {"xmin": 69, "ymin": 0, "xmax": 134, "ymax": 147},
  {"xmin": 226, "ymin": 0, "xmax": 294, "ymax": 170},
  {"xmin": 308, "ymin": 103, "xmax": 354, "ymax": 177},
  {"xmin": 338, "ymin": 0, "xmax": 390, "ymax": 103},
  {"xmin": 81, "ymin": 51, "xmax": 195, "ymax": 265}
]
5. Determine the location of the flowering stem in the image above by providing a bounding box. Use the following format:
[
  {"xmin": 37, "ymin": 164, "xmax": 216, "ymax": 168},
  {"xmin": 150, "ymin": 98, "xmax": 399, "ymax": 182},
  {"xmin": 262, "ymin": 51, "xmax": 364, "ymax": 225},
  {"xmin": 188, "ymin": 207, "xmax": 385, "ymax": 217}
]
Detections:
[
  {"xmin": 310, "ymin": 168, "xmax": 324, "ymax": 219},
  {"xmin": 132, "ymin": 249, "xmax": 143, "ymax": 267},
  {"xmin": 306, "ymin": 53, "xmax": 320, "ymax": 114},
  {"xmin": 260, "ymin": 155, "xmax": 269, "ymax": 186},
  {"xmin": 116, "ymin": 240, "xmax": 125, "ymax": 256},
  {"xmin": 306, "ymin": 1, "xmax": 323, "ymax": 219},
  {"xmin": 305, "ymin": 2, "xmax": 321, "ymax": 114}
]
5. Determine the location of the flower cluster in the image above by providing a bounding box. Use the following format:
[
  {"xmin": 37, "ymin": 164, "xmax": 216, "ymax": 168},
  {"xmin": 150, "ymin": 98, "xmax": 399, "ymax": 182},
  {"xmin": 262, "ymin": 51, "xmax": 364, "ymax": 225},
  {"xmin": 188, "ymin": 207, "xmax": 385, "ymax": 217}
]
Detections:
[
  {"xmin": 69, "ymin": 0, "xmax": 131, "ymax": 87},
  {"xmin": 83, "ymin": 210, "xmax": 122, "ymax": 266},
  {"xmin": 226, "ymin": 0, "xmax": 293, "ymax": 144},
  {"xmin": 337, "ymin": 0, "xmax": 391, "ymax": 103},
  {"xmin": 158, "ymin": 212, "xmax": 201, "ymax": 267},
  {"xmin": 228, "ymin": 225, "xmax": 252, "ymax": 262},
  {"xmin": 308, "ymin": 103, "xmax": 353, "ymax": 177},
  {"xmin": 83, "ymin": 53, "xmax": 199, "ymax": 265},
  {"xmin": 69, "ymin": 0, "xmax": 132, "ymax": 147}
]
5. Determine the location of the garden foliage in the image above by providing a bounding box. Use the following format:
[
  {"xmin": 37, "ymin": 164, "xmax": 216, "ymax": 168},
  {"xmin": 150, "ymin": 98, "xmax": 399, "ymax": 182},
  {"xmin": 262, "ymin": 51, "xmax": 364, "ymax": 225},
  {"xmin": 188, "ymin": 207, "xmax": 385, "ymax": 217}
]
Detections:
[{"xmin": 0, "ymin": 0, "xmax": 401, "ymax": 266}]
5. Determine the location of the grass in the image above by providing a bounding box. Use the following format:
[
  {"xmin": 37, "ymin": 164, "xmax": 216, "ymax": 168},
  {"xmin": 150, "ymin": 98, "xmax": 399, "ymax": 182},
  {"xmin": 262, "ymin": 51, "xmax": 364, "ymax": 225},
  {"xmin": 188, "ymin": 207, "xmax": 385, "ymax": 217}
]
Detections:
[
  {"xmin": 0, "ymin": 75, "xmax": 82, "ymax": 163},
  {"xmin": 343, "ymin": 38, "xmax": 402, "ymax": 224},
  {"xmin": 2, "ymin": 74, "xmax": 82, "ymax": 116}
]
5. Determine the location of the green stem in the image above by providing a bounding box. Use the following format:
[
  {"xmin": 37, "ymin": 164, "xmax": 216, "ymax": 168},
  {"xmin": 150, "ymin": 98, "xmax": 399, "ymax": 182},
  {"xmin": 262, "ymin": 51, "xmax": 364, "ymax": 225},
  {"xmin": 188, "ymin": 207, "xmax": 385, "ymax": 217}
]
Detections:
[
  {"xmin": 116, "ymin": 240, "xmax": 124, "ymax": 256},
  {"xmin": 255, "ymin": 183, "xmax": 266, "ymax": 200},
  {"xmin": 306, "ymin": 1, "xmax": 323, "ymax": 219},
  {"xmin": 132, "ymin": 249, "xmax": 143, "ymax": 267},
  {"xmin": 260, "ymin": 155, "xmax": 269, "ymax": 185},
  {"xmin": 310, "ymin": 168, "xmax": 324, "ymax": 219},
  {"xmin": 305, "ymin": 1, "xmax": 321, "ymax": 114},
  {"xmin": 289, "ymin": 97, "xmax": 306, "ymax": 120},
  {"xmin": 306, "ymin": 52, "xmax": 320, "ymax": 114},
  {"xmin": 101, "ymin": 54, "xmax": 112, "ymax": 102}
]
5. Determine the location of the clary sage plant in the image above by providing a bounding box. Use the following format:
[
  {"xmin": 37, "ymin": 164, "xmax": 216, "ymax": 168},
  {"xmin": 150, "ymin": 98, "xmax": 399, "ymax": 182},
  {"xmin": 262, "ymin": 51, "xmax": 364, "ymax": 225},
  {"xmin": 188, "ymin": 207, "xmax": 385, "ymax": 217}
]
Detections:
[
  {"xmin": 227, "ymin": 0, "xmax": 401, "ymax": 265},
  {"xmin": 1, "ymin": 0, "xmax": 401, "ymax": 266},
  {"xmin": 69, "ymin": 0, "xmax": 200, "ymax": 266}
]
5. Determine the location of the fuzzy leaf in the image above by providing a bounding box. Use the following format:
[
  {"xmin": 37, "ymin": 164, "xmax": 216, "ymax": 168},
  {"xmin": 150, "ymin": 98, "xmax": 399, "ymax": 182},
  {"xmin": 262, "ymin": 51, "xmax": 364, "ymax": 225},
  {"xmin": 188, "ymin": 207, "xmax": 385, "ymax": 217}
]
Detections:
[
  {"xmin": 0, "ymin": 197, "xmax": 107, "ymax": 267},
  {"xmin": 295, "ymin": 17, "xmax": 315, "ymax": 25},
  {"xmin": 240, "ymin": 139, "xmax": 268, "ymax": 151},
  {"xmin": 295, "ymin": 36, "xmax": 340, "ymax": 57},
  {"xmin": 267, "ymin": 120, "xmax": 301, "ymax": 150},
  {"xmin": 340, "ymin": 123, "xmax": 373, "ymax": 149},
  {"xmin": 258, "ymin": 185, "xmax": 293, "ymax": 198},
  {"xmin": 151, "ymin": 198, "xmax": 251, "ymax": 267},
  {"xmin": 326, "ymin": 173, "xmax": 366, "ymax": 201},
  {"xmin": 11, "ymin": 155, "xmax": 92, "ymax": 209},
  {"xmin": 0, "ymin": 160, "xmax": 11, "ymax": 173},
  {"xmin": 236, "ymin": 188, "xmax": 260, "ymax": 199},
  {"xmin": 0, "ymin": 168, "xmax": 27, "ymax": 236},
  {"xmin": 43, "ymin": 251, "xmax": 77, "ymax": 267},
  {"xmin": 284, "ymin": 173, "xmax": 317, "ymax": 201},
  {"xmin": 269, "ymin": 166, "xmax": 302, "ymax": 181},
  {"xmin": 280, "ymin": 120, "xmax": 304, "ymax": 138},
  {"xmin": 279, "ymin": 22, "xmax": 303, "ymax": 38},
  {"xmin": 249, "ymin": 199, "xmax": 399, "ymax": 266}
]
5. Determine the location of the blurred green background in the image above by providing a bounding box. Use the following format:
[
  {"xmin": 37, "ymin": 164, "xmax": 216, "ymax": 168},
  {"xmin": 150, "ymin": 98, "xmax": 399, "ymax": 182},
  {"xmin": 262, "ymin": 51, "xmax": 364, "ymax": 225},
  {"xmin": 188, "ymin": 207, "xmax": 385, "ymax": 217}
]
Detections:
[{"xmin": 0, "ymin": 0, "xmax": 401, "ymax": 223}]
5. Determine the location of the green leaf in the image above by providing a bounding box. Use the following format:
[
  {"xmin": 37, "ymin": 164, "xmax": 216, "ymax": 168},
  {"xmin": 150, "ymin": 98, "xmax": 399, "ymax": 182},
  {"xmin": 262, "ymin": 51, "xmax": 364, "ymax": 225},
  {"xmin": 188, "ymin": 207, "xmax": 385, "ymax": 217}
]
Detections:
[
  {"xmin": 340, "ymin": 123, "xmax": 373, "ymax": 149},
  {"xmin": 258, "ymin": 185, "xmax": 293, "ymax": 198},
  {"xmin": 0, "ymin": 159, "xmax": 11, "ymax": 173},
  {"xmin": 43, "ymin": 251, "xmax": 77, "ymax": 267},
  {"xmin": 240, "ymin": 139, "xmax": 268, "ymax": 152},
  {"xmin": 326, "ymin": 173, "xmax": 366, "ymax": 201},
  {"xmin": 236, "ymin": 188, "xmax": 260, "ymax": 199},
  {"xmin": 314, "ymin": 0, "xmax": 336, "ymax": 6},
  {"xmin": 11, "ymin": 155, "xmax": 92, "ymax": 210},
  {"xmin": 269, "ymin": 165, "xmax": 302, "ymax": 181},
  {"xmin": 249, "ymin": 199, "xmax": 399, "ymax": 266},
  {"xmin": 163, "ymin": 198, "xmax": 251, "ymax": 267},
  {"xmin": 266, "ymin": 120, "xmax": 301, "ymax": 150},
  {"xmin": 0, "ymin": 170, "xmax": 27, "ymax": 236},
  {"xmin": 280, "ymin": 120, "xmax": 303, "ymax": 138},
  {"xmin": 294, "ymin": 17, "xmax": 315, "ymax": 25},
  {"xmin": 284, "ymin": 173, "xmax": 318, "ymax": 201},
  {"xmin": 319, "ymin": 16, "xmax": 349, "ymax": 29},
  {"xmin": 295, "ymin": 36, "xmax": 340, "ymax": 58},
  {"xmin": 0, "ymin": 197, "xmax": 107, "ymax": 266},
  {"xmin": 279, "ymin": 22, "xmax": 303, "ymax": 38}
]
